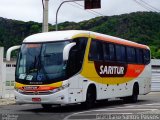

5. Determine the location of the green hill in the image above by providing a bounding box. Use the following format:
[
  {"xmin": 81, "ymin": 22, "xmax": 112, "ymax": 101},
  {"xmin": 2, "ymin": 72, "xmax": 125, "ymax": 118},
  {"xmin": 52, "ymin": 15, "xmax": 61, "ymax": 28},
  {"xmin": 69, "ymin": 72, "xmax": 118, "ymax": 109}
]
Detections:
[{"xmin": 0, "ymin": 12, "xmax": 160, "ymax": 58}]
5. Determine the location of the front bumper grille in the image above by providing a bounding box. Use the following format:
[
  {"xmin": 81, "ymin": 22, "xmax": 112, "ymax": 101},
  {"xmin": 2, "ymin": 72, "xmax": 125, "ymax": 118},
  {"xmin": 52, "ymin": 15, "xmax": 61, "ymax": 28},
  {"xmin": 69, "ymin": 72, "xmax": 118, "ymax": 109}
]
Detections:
[{"xmin": 20, "ymin": 91, "xmax": 53, "ymax": 95}]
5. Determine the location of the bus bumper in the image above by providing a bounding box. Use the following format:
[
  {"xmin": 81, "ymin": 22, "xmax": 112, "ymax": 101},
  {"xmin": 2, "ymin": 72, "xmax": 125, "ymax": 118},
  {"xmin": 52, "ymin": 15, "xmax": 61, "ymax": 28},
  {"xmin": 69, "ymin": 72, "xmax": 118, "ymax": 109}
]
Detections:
[{"xmin": 14, "ymin": 89, "xmax": 69, "ymax": 105}]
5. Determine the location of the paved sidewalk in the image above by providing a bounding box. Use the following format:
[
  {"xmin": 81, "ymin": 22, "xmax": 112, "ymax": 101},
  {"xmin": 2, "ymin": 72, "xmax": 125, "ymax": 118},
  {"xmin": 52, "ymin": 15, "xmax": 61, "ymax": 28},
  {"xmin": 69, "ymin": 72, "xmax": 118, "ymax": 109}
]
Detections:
[{"xmin": 0, "ymin": 98, "xmax": 15, "ymax": 106}]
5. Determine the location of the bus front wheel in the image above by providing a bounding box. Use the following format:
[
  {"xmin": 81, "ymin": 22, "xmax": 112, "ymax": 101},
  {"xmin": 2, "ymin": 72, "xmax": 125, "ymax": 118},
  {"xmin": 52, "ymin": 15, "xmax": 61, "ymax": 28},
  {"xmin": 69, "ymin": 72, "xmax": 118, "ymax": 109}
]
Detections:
[{"xmin": 82, "ymin": 85, "xmax": 96, "ymax": 109}]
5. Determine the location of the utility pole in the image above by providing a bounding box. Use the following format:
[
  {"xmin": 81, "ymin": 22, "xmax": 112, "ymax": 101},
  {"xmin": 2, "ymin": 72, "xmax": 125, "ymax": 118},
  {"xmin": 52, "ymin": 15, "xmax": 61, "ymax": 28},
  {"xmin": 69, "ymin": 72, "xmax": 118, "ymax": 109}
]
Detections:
[
  {"xmin": 42, "ymin": 0, "xmax": 101, "ymax": 31},
  {"xmin": 56, "ymin": 0, "xmax": 83, "ymax": 31},
  {"xmin": 42, "ymin": 0, "xmax": 49, "ymax": 32}
]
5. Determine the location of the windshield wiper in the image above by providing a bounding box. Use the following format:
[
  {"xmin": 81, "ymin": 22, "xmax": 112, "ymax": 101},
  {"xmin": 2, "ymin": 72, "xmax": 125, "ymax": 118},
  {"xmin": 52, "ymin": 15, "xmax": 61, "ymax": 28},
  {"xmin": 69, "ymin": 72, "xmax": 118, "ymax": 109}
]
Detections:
[
  {"xmin": 28, "ymin": 56, "xmax": 38, "ymax": 73},
  {"xmin": 36, "ymin": 45, "xmax": 49, "ymax": 81}
]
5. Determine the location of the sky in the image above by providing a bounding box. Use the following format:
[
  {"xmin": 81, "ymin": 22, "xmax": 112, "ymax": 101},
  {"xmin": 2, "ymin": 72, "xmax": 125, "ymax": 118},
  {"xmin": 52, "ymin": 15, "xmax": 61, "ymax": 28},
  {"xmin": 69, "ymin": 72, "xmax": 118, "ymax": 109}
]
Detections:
[{"xmin": 0, "ymin": 0, "xmax": 159, "ymax": 25}]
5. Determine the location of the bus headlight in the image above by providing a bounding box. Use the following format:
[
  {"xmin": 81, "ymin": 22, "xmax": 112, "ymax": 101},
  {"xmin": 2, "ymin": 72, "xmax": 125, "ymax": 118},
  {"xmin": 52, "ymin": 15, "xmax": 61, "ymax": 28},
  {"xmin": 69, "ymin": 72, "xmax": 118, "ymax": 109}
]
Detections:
[{"xmin": 50, "ymin": 83, "xmax": 70, "ymax": 94}]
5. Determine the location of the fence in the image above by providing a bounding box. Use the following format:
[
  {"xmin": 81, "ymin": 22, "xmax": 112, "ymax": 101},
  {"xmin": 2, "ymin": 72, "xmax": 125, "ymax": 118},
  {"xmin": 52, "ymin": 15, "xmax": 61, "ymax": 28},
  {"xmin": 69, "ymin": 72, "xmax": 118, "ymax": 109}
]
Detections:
[
  {"xmin": 0, "ymin": 47, "xmax": 16, "ymax": 98},
  {"xmin": 151, "ymin": 59, "xmax": 160, "ymax": 91}
]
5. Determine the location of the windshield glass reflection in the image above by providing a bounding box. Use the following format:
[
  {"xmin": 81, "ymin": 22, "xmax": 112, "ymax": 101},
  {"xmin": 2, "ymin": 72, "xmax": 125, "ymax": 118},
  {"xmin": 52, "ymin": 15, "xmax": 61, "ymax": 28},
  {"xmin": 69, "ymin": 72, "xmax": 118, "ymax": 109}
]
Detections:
[{"xmin": 16, "ymin": 41, "xmax": 70, "ymax": 84}]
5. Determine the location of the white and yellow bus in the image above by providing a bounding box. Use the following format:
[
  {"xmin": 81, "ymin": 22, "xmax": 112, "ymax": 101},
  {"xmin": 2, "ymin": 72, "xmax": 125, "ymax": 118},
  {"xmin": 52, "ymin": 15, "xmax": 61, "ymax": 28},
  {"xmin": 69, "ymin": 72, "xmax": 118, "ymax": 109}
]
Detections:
[{"xmin": 14, "ymin": 30, "xmax": 151, "ymax": 108}]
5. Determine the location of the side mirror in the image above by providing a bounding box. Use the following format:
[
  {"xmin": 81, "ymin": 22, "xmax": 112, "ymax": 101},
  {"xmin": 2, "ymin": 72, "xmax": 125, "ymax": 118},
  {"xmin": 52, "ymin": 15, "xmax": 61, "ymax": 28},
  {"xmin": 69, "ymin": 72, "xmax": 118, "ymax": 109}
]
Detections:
[
  {"xmin": 63, "ymin": 42, "xmax": 76, "ymax": 61},
  {"xmin": 6, "ymin": 45, "xmax": 21, "ymax": 61}
]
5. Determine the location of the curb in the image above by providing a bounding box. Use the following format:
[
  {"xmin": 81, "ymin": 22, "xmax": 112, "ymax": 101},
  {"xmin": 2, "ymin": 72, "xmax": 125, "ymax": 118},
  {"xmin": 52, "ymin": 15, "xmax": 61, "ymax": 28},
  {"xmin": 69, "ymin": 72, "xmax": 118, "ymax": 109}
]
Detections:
[{"xmin": 0, "ymin": 98, "xmax": 15, "ymax": 106}]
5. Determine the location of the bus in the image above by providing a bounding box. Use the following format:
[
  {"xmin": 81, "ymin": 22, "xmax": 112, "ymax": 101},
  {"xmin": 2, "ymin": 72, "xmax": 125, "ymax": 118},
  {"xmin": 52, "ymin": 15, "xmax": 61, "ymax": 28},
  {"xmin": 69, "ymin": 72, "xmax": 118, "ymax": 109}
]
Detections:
[{"xmin": 14, "ymin": 30, "xmax": 151, "ymax": 109}]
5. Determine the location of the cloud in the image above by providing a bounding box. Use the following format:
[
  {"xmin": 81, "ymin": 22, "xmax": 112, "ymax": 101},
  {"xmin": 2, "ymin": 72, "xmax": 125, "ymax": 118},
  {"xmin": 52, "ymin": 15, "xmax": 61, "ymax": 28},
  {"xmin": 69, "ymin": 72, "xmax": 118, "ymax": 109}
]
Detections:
[{"xmin": 0, "ymin": 0, "xmax": 159, "ymax": 24}]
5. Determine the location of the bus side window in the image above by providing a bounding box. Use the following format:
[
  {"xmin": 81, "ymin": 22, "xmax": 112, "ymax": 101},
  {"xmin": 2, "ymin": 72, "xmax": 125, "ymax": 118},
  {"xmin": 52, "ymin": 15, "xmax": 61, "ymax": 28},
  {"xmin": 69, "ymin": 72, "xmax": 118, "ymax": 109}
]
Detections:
[
  {"xmin": 127, "ymin": 47, "xmax": 136, "ymax": 63},
  {"xmin": 103, "ymin": 43, "xmax": 110, "ymax": 61},
  {"xmin": 97, "ymin": 41, "xmax": 103, "ymax": 61},
  {"xmin": 121, "ymin": 46, "xmax": 126, "ymax": 62},
  {"xmin": 89, "ymin": 40, "xmax": 98, "ymax": 61},
  {"xmin": 136, "ymin": 49, "xmax": 144, "ymax": 64},
  {"xmin": 109, "ymin": 44, "xmax": 115, "ymax": 61},
  {"xmin": 89, "ymin": 39, "xmax": 103, "ymax": 61},
  {"xmin": 144, "ymin": 49, "xmax": 150, "ymax": 64},
  {"xmin": 67, "ymin": 37, "xmax": 88, "ymax": 77},
  {"xmin": 115, "ymin": 45, "xmax": 126, "ymax": 63}
]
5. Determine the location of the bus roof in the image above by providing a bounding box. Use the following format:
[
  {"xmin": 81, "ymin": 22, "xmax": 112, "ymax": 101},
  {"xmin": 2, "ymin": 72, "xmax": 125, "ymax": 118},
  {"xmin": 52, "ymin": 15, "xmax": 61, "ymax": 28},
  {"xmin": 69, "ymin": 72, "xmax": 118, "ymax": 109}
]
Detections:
[
  {"xmin": 23, "ymin": 30, "xmax": 89, "ymax": 43},
  {"xmin": 23, "ymin": 30, "xmax": 149, "ymax": 49}
]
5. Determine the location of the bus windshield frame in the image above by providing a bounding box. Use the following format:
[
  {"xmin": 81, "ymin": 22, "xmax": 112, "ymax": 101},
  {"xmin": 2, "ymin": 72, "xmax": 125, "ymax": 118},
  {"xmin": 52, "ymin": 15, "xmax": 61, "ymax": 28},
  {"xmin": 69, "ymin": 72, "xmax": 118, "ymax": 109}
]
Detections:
[{"xmin": 16, "ymin": 40, "xmax": 70, "ymax": 85}]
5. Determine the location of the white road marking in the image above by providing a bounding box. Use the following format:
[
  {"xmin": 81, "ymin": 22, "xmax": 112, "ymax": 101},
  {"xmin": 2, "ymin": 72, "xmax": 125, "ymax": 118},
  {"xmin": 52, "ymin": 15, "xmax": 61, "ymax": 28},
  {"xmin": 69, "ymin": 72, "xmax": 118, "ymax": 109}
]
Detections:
[
  {"xmin": 64, "ymin": 108, "xmax": 159, "ymax": 120},
  {"xmin": 69, "ymin": 113, "xmax": 133, "ymax": 116},
  {"xmin": 64, "ymin": 102, "xmax": 160, "ymax": 120},
  {"xmin": 149, "ymin": 92, "xmax": 160, "ymax": 95},
  {"xmin": 94, "ymin": 109, "xmax": 158, "ymax": 112},
  {"xmin": 107, "ymin": 102, "xmax": 160, "ymax": 109},
  {"xmin": 144, "ymin": 103, "xmax": 160, "ymax": 106}
]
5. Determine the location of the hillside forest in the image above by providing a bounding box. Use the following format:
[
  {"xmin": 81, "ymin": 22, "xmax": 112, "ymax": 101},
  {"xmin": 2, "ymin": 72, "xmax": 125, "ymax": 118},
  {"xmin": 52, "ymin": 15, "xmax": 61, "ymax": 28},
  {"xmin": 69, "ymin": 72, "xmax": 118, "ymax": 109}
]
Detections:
[{"xmin": 0, "ymin": 12, "xmax": 160, "ymax": 58}]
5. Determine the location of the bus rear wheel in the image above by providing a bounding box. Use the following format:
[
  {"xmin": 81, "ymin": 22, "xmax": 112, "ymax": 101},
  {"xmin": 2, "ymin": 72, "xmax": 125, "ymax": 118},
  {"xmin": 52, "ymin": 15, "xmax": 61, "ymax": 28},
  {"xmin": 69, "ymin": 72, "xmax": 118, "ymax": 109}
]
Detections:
[
  {"xmin": 123, "ymin": 83, "xmax": 139, "ymax": 103},
  {"xmin": 130, "ymin": 84, "xmax": 139, "ymax": 103}
]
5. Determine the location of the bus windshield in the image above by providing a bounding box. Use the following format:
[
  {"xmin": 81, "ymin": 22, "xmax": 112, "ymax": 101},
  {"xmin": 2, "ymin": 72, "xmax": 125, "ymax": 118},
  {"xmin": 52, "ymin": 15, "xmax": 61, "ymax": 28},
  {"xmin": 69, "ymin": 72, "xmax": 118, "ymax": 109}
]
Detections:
[{"xmin": 16, "ymin": 41, "xmax": 70, "ymax": 85}]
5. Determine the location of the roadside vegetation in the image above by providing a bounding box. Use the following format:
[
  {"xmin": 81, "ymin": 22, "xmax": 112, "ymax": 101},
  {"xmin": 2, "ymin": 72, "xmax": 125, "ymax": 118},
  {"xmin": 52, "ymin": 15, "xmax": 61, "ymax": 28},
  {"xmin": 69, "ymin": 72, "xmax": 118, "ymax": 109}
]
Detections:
[{"xmin": 0, "ymin": 12, "xmax": 160, "ymax": 58}]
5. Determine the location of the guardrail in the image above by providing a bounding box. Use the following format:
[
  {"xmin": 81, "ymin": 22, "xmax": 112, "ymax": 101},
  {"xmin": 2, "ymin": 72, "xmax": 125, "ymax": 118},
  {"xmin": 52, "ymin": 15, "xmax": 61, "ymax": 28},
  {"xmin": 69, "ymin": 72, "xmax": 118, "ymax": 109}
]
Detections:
[{"xmin": 151, "ymin": 69, "xmax": 160, "ymax": 92}]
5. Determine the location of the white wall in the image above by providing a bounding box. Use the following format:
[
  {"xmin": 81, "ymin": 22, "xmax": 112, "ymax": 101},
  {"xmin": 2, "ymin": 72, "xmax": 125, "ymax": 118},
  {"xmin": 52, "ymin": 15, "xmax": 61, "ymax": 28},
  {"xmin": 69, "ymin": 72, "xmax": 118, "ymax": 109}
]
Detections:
[
  {"xmin": 3, "ymin": 61, "xmax": 16, "ymax": 98},
  {"xmin": 0, "ymin": 47, "xmax": 4, "ymax": 98},
  {"xmin": 151, "ymin": 59, "xmax": 160, "ymax": 91},
  {"xmin": 0, "ymin": 47, "xmax": 16, "ymax": 98}
]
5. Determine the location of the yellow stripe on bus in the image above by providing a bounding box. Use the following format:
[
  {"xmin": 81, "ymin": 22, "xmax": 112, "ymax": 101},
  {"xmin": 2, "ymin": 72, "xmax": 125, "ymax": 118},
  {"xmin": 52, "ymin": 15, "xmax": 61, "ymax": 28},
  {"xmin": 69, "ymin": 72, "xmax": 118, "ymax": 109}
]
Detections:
[{"xmin": 80, "ymin": 36, "xmax": 135, "ymax": 85}]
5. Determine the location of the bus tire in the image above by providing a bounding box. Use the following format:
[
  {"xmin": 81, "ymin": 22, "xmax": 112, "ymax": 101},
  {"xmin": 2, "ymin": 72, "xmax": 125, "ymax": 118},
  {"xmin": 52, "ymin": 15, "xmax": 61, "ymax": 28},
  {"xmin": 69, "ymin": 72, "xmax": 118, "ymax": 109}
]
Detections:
[
  {"xmin": 41, "ymin": 104, "xmax": 52, "ymax": 109},
  {"xmin": 97, "ymin": 99, "xmax": 108, "ymax": 104},
  {"xmin": 130, "ymin": 83, "xmax": 139, "ymax": 103},
  {"xmin": 82, "ymin": 84, "xmax": 96, "ymax": 109},
  {"xmin": 123, "ymin": 83, "xmax": 139, "ymax": 103}
]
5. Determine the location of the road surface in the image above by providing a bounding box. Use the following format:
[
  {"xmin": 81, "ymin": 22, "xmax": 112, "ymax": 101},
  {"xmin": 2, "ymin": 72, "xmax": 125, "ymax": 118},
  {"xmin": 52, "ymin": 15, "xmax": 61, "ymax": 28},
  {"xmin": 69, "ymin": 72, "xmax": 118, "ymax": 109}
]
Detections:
[{"xmin": 0, "ymin": 92, "xmax": 160, "ymax": 120}]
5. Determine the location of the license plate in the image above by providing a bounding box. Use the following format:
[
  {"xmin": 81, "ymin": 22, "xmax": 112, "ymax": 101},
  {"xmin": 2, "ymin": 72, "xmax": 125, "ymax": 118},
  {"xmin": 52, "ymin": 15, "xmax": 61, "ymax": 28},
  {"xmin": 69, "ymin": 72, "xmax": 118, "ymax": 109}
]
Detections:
[{"xmin": 32, "ymin": 98, "xmax": 41, "ymax": 102}]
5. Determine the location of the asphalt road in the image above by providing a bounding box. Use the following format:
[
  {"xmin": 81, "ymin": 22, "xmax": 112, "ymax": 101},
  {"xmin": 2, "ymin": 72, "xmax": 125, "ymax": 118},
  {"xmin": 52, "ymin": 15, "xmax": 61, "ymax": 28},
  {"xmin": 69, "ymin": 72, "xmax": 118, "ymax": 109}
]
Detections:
[{"xmin": 0, "ymin": 92, "xmax": 160, "ymax": 120}]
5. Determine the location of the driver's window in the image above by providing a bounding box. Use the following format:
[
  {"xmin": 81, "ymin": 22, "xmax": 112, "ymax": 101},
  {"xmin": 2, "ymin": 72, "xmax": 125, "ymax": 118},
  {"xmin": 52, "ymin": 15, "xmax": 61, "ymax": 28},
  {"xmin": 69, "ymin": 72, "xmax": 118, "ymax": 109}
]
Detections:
[{"xmin": 67, "ymin": 37, "xmax": 88, "ymax": 77}]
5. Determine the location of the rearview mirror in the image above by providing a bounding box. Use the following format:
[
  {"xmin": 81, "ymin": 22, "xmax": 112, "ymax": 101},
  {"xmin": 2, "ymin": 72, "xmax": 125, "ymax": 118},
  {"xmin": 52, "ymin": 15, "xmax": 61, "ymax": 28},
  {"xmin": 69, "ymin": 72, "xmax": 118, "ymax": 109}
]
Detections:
[
  {"xmin": 63, "ymin": 42, "xmax": 76, "ymax": 61},
  {"xmin": 6, "ymin": 45, "xmax": 21, "ymax": 61}
]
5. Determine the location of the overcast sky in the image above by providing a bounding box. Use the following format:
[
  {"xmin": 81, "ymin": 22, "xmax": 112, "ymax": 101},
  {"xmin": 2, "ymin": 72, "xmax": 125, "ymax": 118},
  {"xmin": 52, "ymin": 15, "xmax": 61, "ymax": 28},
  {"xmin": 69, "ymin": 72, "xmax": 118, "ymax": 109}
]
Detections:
[{"xmin": 0, "ymin": 0, "xmax": 159, "ymax": 25}]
